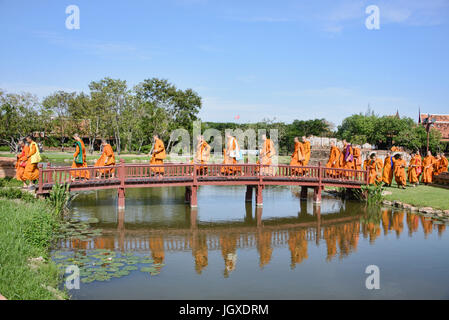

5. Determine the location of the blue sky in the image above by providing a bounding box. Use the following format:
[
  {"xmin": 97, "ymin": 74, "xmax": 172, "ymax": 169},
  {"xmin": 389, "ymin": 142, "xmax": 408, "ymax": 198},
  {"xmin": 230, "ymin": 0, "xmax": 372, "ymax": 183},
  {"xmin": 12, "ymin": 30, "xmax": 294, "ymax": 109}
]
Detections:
[{"xmin": 1, "ymin": 0, "xmax": 448, "ymax": 126}]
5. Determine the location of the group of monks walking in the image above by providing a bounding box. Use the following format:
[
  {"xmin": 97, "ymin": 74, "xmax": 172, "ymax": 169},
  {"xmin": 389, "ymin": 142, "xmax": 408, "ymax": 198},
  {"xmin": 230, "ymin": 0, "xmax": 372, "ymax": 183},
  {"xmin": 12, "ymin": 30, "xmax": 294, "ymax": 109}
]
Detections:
[
  {"xmin": 15, "ymin": 133, "xmax": 448, "ymax": 188},
  {"xmin": 362, "ymin": 150, "xmax": 447, "ymax": 188}
]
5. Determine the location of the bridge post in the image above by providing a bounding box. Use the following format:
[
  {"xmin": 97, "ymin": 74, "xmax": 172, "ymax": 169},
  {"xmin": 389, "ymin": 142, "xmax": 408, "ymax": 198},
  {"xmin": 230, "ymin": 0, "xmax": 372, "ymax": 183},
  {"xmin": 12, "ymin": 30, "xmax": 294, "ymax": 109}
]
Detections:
[
  {"xmin": 190, "ymin": 207, "xmax": 198, "ymax": 229},
  {"xmin": 300, "ymin": 187, "xmax": 308, "ymax": 199},
  {"xmin": 38, "ymin": 163, "xmax": 43, "ymax": 194},
  {"xmin": 117, "ymin": 159, "xmax": 126, "ymax": 209},
  {"xmin": 256, "ymin": 185, "xmax": 263, "ymax": 206},
  {"xmin": 313, "ymin": 187, "xmax": 321, "ymax": 203},
  {"xmin": 245, "ymin": 185, "xmax": 253, "ymax": 202},
  {"xmin": 190, "ymin": 186, "xmax": 198, "ymax": 207},
  {"xmin": 185, "ymin": 186, "xmax": 191, "ymax": 204}
]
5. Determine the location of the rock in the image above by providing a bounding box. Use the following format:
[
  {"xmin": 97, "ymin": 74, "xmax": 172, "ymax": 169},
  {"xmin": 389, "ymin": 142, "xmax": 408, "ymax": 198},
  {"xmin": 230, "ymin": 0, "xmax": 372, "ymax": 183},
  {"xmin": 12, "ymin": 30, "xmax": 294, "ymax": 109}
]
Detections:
[
  {"xmin": 419, "ymin": 207, "xmax": 434, "ymax": 214},
  {"xmin": 402, "ymin": 203, "xmax": 412, "ymax": 209},
  {"xmin": 444, "ymin": 210, "xmax": 449, "ymax": 216},
  {"xmin": 381, "ymin": 191, "xmax": 392, "ymax": 196},
  {"xmin": 382, "ymin": 200, "xmax": 392, "ymax": 206},
  {"xmin": 393, "ymin": 201, "xmax": 403, "ymax": 207},
  {"xmin": 410, "ymin": 206, "xmax": 418, "ymax": 212}
]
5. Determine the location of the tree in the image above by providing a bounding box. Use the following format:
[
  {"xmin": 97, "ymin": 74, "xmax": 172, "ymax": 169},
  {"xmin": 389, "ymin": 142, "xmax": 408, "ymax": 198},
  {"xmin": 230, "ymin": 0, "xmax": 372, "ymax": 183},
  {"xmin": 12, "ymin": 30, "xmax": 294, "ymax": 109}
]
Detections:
[
  {"xmin": 89, "ymin": 78, "xmax": 129, "ymax": 155},
  {"xmin": 0, "ymin": 90, "xmax": 42, "ymax": 152},
  {"xmin": 42, "ymin": 91, "xmax": 76, "ymax": 151},
  {"xmin": 395, "ymin": 126, "xmax": 442, "ymax": 154}
]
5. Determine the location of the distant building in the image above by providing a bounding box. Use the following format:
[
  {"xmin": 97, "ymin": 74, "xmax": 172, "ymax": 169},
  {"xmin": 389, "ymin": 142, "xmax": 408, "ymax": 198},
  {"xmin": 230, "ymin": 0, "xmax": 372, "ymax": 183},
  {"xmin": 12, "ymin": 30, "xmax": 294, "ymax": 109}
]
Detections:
[{"xmin": 419, "ymin": 113, "xmax": 449, "ymax": 142}]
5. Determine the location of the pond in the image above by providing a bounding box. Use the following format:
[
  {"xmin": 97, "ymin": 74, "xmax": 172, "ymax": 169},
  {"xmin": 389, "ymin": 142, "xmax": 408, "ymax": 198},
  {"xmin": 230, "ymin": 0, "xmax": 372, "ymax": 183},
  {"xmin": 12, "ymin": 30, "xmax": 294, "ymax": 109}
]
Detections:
[{"xmin": 53, "ymin": 185, "xmax": 449, "ymax": 299}]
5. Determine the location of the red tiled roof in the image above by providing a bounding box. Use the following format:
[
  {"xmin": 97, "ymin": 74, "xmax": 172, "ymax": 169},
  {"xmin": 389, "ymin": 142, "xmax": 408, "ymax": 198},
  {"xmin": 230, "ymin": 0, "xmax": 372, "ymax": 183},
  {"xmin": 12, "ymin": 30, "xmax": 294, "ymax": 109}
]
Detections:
[{"xmin": 420, "ymin": 114, "xmax": 449, "ymax": 141}]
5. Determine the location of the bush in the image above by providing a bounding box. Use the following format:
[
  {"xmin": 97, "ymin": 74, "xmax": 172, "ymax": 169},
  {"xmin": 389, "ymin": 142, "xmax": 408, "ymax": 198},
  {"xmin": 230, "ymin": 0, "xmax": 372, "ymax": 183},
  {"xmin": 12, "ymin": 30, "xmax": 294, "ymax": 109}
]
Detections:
[
  {"xmin": 0, "ymin": 145, "xmax": 10, "ymax": 151},
  {"xmin": 0, "ymin": 187, "xmax": 36, "ymax": 202},
  {"xmin": 47, "ymin": 183, "xmax": 73, "ymax": 215}
]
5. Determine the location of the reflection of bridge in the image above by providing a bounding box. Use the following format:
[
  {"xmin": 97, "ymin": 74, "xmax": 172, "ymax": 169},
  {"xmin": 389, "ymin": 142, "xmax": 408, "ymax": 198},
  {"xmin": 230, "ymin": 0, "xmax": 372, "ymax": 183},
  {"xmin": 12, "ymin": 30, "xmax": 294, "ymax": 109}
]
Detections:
[
  {"xmin": 58, "ymin": 207, "xmax": 446, "ymax": 274},
  {"xmin": 37, "ymin": 161, "xmax": 368, "ymax": 207}
]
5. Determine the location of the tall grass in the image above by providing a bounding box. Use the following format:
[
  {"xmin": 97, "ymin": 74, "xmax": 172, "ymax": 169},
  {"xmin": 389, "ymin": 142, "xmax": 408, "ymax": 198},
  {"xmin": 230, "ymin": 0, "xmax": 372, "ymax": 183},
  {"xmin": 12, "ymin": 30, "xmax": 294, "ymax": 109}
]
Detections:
[
  {"xmin": 0, "ymin": 199, "xmax": 67, "ymax": 299},
  {"xmin": 354, "ymin": 184, "xmax": 385, "ymax": 205},
  {"xmin": 47, "ymin": 183, "xmax": 73, "ymax": 215}
]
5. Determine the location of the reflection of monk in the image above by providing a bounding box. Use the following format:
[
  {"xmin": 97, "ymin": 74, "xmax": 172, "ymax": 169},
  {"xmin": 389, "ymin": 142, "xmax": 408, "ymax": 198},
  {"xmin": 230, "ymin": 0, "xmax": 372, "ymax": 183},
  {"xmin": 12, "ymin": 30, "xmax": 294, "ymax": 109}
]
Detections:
[
  {"xmin": 288, "ymin": 230, "xmax": 308, "ymax": 268},
  {"xmin": 406, "ymin": 213, "xmax": 419, "ymax": 236},
  {"xmin": 191, "ymin": 233, "xmax": 208, "ymax": 274},
  {"xmin": 94, "ymin": 236, "xmax": 116, "ymax": 250},
  {"xmin": 324, "ymin": 226, "xmax": 337, "ymax": 261},
  {"xmin": 391, "ymin": 211, "xmax": 404, "ymax": 237},
  {"xmin": 257, "ymin": 231, "xmax": 273, "ymax": 268},
  {"xmin": 220, "ymin": 233, "xmax": 237, "ymax": 277},
  {"xmin": 437, "ymin": 224, "xmax": 446, "ymax": 237},
  {"xmin": 420, "ymin": 216, "xmax": 433, "ymax": 238},
  {"xmin": 362, "ymin": 222, "xmax": 381, "ymax": 244},
  {"xmin": 381, "ymin": 209, "xmax": 391, "ymax": 235},
  {"xmin": 149, "ymin": 235, "xmax": 165, "ymax": 264}
]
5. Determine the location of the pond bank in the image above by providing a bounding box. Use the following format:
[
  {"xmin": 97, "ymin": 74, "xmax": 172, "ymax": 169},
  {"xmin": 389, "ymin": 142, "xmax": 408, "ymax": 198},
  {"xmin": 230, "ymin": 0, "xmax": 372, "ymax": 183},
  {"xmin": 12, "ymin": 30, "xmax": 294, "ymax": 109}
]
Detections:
[
  {"xmin": 382, "ymin": 185, "xmax": 449, "ymax": 210},
  {"xmin": 0, "ymin": 194, "xmax": 67, "ymax": 300}
]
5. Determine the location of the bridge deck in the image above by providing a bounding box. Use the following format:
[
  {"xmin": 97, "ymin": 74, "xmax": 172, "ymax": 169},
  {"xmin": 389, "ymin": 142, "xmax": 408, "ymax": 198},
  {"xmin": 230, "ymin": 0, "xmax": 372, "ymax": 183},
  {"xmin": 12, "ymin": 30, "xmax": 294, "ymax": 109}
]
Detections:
[{"xmin": 37, "ymin": 161, "xmax": 368, "ymax": 206}]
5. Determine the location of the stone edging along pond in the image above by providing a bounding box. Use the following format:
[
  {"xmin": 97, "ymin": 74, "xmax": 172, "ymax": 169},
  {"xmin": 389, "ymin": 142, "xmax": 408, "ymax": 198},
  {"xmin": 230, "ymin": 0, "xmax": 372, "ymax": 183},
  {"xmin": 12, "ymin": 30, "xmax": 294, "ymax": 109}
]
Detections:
[{"xmin": 382, "ymin": 200, "xmax": 449, "ymax": 222}]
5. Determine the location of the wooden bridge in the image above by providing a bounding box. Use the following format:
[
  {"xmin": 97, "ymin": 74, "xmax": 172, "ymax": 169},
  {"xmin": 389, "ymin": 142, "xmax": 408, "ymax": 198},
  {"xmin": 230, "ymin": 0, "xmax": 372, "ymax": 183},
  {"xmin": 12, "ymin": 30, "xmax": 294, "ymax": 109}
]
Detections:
[{"xmin": 37, "ymin": 160, "xmax": 368, "ymax": 208}]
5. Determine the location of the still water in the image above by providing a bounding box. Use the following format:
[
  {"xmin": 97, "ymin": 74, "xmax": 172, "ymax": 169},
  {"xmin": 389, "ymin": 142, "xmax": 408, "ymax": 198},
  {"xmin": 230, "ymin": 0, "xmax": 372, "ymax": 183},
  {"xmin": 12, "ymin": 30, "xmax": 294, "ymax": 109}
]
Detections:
[{"xmin": 58, "ymin": 186, "xmax": 449, "ymax": 299}]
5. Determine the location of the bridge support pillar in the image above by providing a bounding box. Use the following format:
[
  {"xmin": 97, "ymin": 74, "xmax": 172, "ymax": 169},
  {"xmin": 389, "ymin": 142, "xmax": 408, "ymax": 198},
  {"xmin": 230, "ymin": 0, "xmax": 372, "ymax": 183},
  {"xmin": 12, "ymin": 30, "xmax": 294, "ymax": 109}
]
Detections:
[
  {"xmin": 313, "ymin": 186, "xmax": 321, "ymax": 204},
  {"xmin": 256, "ymin": 186, "xmax": 263, "ymax": 206},
  {"xmin": 300, "ymin": 187, "xmax": 308, "ymax": 199},
  {"xmin": 245, "ymin": 185, "xmax": 253, "ymax": 202},
  {"xmin": 313, "ymin": 205, "xmax": 321, "ymax": 245},
  {"xmin": 185, "ymin": 186, "xmax": 191, "ymax": 204},
  {"xmin": 117, "ymin": 188, "xmax": 125, "ymax": 209},
  {"xmin": 190, "ymin": 186, "xmax": 198, "ymax": 207}
]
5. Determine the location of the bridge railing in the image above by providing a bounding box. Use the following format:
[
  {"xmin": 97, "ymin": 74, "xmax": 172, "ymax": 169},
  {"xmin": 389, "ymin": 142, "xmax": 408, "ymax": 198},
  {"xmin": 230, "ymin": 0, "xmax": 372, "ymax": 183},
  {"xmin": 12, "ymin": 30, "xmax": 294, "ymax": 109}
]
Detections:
[{"xmin": 38, "ymin": 161, "xmax": 368, "ymax": 193}]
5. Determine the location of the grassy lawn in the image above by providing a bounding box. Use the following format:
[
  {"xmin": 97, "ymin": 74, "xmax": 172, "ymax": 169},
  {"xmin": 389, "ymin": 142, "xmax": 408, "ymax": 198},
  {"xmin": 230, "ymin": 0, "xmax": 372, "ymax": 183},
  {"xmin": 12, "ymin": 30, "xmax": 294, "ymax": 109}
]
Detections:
[
  {"xmin": 0, "ymin": 196, "xmax": 67, "ymax": 300},
  {"xmin": 0, "ymin": 177, "xmax": 23, "ymax": 188},
  {"xmin": 383, "ymin": 185, "xmax": 449, "ymax": 210}
]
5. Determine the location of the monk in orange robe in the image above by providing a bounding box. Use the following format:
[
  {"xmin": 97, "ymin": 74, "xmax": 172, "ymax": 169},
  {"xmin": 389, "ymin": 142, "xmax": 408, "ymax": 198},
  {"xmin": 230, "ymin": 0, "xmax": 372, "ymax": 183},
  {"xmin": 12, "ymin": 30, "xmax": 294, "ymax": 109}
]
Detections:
[
  {"xmin": 437, "ymin": 153, "xmax": 448, "ymax": 175},
  {"xmin": 71, "ymin": 133, "xmax": 90, "ymax": 180},
  {"xmin": 392, "ymin": 154, "xmax": 407, "ymax": 188},
  {"xmin": 21, "ymin": 135, "xmax": 41, "ymax": 187},
  {"xmin": 221, "ymin": 134, "xmax": 241, "ymax": 175},
  {"xmin": 382, "ymin": 152, "xmax": 394, "ymax": 186},
  {"xmin": 325, "ymin": 141, "xmax": 340, "ymax": 177},
  {"xmin": 421, "ymin": 151, "xmax": 435, "ymax": 184},
  {"xmin": 365, "ymin": 153, "xmax": 383, "ymax": 185},
  {"xmin": 290, "ymin": 137, "xmax": 304, "ymax": 176},
  {"xmin": 414, "ymin": 151, "xmax": 422, "ymax": 182},
  {"xmin": 302, "ymin": 136, "xmax": 311, "ymax": 165},
  {"xmin": 150, "ymin": 134, "xmax": 166, "ymax": 175},
  {"xmin": 353, "ymin": 146, "xmax": 362, "ymax": 170},
  {"xmin": 260, "ymin": 134, "xmax": 276, "ymax": 175},
  {"xmin": 407, "ymin": 152, "xmax": 420, "ymax": 186},
  {"xmin": 15, "ymin": 140, "xmax": 29, "ymax": 186},
  {"xmin": 341, "ymin": 140, "xmax": 354, "ymax": 177},
  {"xmin": 193, "ymin": 135, "xmax": 210, "ymax": 175},
  {"xmin": 95, "ymin": 139, "xmax": 116, "ymax": 178}
]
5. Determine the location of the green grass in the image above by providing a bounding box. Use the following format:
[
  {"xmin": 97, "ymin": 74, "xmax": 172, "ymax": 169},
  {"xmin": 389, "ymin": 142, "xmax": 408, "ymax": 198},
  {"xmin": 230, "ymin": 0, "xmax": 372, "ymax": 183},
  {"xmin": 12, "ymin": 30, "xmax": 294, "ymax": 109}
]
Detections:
[
  {"xmin": 0, "ymin": 197, "xmax": 67, "ymax": 300},
  {"xmin": 0, "ymin": 177, "xmax": 23, "ymax": 188},
  {"xmin": 383, "ymin": 185, "xmax": 449, "ymax": 210}
]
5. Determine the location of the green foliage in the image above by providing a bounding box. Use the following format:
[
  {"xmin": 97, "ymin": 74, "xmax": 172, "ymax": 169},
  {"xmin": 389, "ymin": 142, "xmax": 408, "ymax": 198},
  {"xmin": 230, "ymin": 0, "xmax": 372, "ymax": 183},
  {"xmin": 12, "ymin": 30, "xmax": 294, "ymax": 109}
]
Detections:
[
  {"xmin": 355, "ymin": 184, "xmax": 385, "ymax": 205},
  {"xmin": 47, "ymin": 183, "xmax": 73, "ymax": 215},
  {"xmin": 0, "ymin": 177, "xmax": 23, "ymax": 188},
  {"xmin": 0, "ymin": 187, "xmax": 36, "ymax": 202},
  {"xmin": 0, "ymin": 145, "xmax": 10, "ymax": 151},
  {"xmin": 0, "ymin": 199, "xmax": 66, "ymax": 300},
  {"xmin": 337, "ymin": 111, "xmax": 440, "ymax": 151}
]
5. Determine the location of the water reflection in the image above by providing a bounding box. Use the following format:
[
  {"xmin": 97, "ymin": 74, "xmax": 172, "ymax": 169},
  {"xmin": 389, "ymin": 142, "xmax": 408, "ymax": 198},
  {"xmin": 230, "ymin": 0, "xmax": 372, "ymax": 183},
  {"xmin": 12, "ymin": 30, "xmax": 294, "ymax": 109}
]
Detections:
[
  {"xmin": 60, "ymin": 186, "xmax": 449, "ymax": 299},
  {"xmin": 60, "ymin": 187, "xmax": 448, "ymax": 275}
]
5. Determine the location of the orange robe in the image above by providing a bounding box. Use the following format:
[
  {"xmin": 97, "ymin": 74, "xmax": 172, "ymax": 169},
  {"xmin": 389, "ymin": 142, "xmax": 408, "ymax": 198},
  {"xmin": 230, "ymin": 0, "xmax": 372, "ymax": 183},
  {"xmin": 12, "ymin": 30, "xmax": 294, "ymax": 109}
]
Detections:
[
  {"xmin": 366, "ymin": 159, "xmax": 383, "ymax": 185},
  {"xmin": 341, "ymin": 144, "xmax": 354, "ymax": 177},
  {"xmin": 290, "ymin": 141, "xmax": 305, "ymax": 175},
  {"xmin": 15, "ymin": 145, "xmax": 29, "ymax": 181},
  {"xmin": 353, "ymin": 147, "xmax": 362, "ymax": 170},
  {"xmin": 71, "ymin": 140, "xmax": 90, "ymax": 179},
  {"xmin": 325, "ymin": 146, "xmax": 340, "ymax": 177},
  {"xmin": 95, "ymin": 144, "xmax": 116, "ymax": 175},
  {"xmin": 407, "ymin": 157, "xmax": 419, "ymax": 184},
  {"xmin": 437, "ymin": 156, "xmax": 448, "ymax": 175},
  {"xmin": 221, "ymin": 137, "xmax": 241, "ymax": 175},
  {"xmin": 393, "ymin": 158, "xmax": 407, "ymax": 186},
  {"xmin": 22, "ymin": 143, "xmax": 39, "ymax": 181},
  {"xmin": 382, "ymin": 156, "xmax": 393, "ymax": 185},
  {"xmin": 192, "ymin": 141, "xmax": 210, "ymax": 174},
  {"xmin": 260, "ymin": 139, "xmax": 275, "ymax": 175},
  {"xmin": 303, "ymin": 141, "xmax": 311, "ymax": 165},
  {"xmin": 150, "ymin": 138, "xmax": 166, "ymax": 174},
  {"xmin": 421, "ymin": 155, "xmax": 435, "ymax": 184}
]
